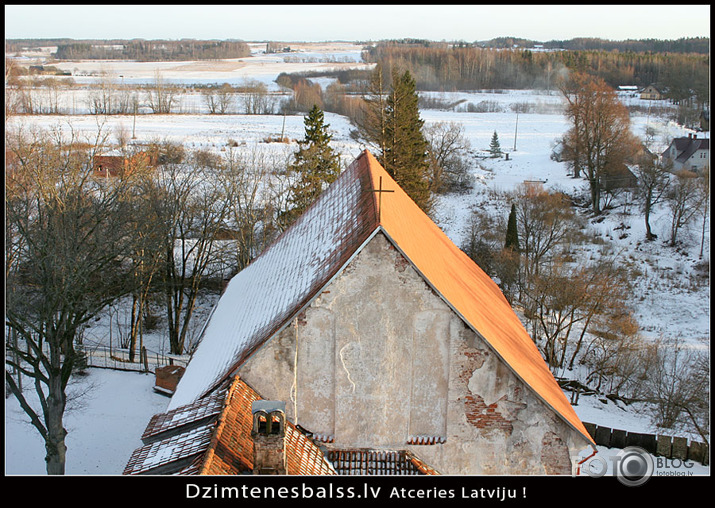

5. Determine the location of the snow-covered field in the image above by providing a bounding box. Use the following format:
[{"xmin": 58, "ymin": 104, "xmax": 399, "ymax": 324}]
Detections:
[{"xmin": 5, "ymin": 44, "xmax": 710, "ymax": 476}]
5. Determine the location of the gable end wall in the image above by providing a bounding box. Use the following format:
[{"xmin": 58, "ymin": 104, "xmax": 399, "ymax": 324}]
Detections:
[{"xmin": 238, "ymin": 231, "xmax": 589, "ymax": 474}]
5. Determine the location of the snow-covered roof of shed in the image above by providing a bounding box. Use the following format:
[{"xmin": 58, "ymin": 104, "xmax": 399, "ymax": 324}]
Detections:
[{"xmin": 168, "ymin": 152, "xmax": 378, "ymax": 411}]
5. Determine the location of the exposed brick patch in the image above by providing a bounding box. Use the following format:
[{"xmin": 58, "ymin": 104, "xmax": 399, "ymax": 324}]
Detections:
[
  {"xmin": 464, "ymin": 393, "xmax": 514, "ymax": 434},
  {"xmin": 541, "ymin": 431, "xmax": 571, "ymax": 474},
  {"xmin": 458, "ymin": 345, "xmax": 516, "ymax": 435}
]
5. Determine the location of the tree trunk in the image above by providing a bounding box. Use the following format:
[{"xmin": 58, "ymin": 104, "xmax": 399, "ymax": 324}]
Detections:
[
  {"xmin": 45, "ymin": 376, "xmax": 68, "ymax": 475},
  {"xmin": 129, "ymin": 292, "xmax": 139, "ymax": 362},
  {"xmin": 591, "ymin": 177, "xmax": 601, "ymax": 215},
  {"xmin": 644, "ymin": 199, "xmax": 654, "ymax": 240}
]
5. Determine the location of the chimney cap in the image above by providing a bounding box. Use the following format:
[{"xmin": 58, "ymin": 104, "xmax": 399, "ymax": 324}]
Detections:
[{"xmin": 252, "ymin": 400, "xmax": 286, "ymax": 414}]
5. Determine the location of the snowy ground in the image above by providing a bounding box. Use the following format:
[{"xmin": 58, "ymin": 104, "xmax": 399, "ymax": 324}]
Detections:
[{"xmin": 5, "ymin": 44, "xmax": 709, "ymax": 476}]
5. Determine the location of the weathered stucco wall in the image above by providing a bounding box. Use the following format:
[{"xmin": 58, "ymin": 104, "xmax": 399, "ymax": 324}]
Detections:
[{"xmin": 239, "ymin": 231, "xmax": 590, "ymax": 474}]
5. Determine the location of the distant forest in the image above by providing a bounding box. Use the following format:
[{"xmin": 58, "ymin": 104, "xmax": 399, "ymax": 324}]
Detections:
[
  {"xmin": 477, "ymin": 36, "xmax": 710, "ymax": 54},
  {"xmin": 6, "ymin": 39, "xmax": 251, "ymax": 61},
  {"xmin": 362, "ymin": 39, "xmax": 710, "ymax": 106},
  {"xmin": 6, "ymin": 36, "xmax": 709, "ymax": 106}
]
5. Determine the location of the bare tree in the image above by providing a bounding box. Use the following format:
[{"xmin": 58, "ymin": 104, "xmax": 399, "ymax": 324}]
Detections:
[
  {"xmin": 220, "ymin": 146, "xmax": 286, "ymax": 271},
  {"xmin": 150, "ymin": 149, "xmax": 232, "ymax": 355},
  {"xmin": 643, "ymin": 338, "xmax": 710, "ymax": 441},
  {"xmin": 697, "ymin": 167, "xmax": 710, "ymax": 259},
  {"xmin": 560, "ymin": 72, "xmax": 641, "ymax": 214},
  {"xmin": 511, "ymin": 183, "xmax": 579, "ymax": 279},
  {"xmin": 5, "ymin": 123, "xmax": 137, "ymax": 474},
  {"xmin": 202, "ymin": 83, "xmax": 234, "ymax": 114},
  {"xmin": 424, "ymin": 121, "xmax": 472, "ymax": 193},
  {"xmin": 145, "ymin": 71, "xmax": 178, "ymax": 114},
  {"xmin": 87, "ymin": 68, "xmax": 118, "ymax": 115},
  {"xmin": 240, "ymin": 80, "xmax": 274, "ymax": 115},
  {"xmin": 634, "ymin": 150, "xmax": 671, "ymax": 241},
  {"xmin": 666, "ymin": 169, "xmax": 703, "ymax": 246},
  {"xmin": 582, "ymin": 331, "xmax": 655, "ymax": 400},
  {"xmin": 522, "ymin": 256, "xmax": 636, "ymax": 372},
  {"xmin": 119, "ymin": 150, "xmax": 164, "ymax": 362}
]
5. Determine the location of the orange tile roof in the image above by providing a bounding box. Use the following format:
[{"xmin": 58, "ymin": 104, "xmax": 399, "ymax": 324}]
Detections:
[
  {"xmin": 167, "ymin": 149, "xmax": 593, "ymax": 451},
  {"xmin": 126, "ymin": 376, "xmax": 337, "ymax": 475},
  {"xmin": 360, "ymin": 150, "xmax": 595, "ymax": 448},
  {"xmin": 200, "ymin": 376, "xmax": 336, "ymax": 475}
]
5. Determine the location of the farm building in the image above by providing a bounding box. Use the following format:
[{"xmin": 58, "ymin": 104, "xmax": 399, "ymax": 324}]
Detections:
[
  {"xmin": 640, "ymin": 84, "xmax": 668, "ymax": 101},
  {"xmin": 93, "ymin": 151, "xmax": 154, "ymax": 178},
  {"xmin": 124, "ymin": 150, "xmax": 596, "ymax": 476}
]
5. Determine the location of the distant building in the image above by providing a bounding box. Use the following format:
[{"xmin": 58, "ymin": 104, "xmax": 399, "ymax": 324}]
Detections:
[
  {"xmin": 640, "ymin": 84, "xmax": 667, "ymax": 101},
  {"xmin": 601, "ymin": 164, "xmax": 639, "ymax": 191},
  {"xmin": 93, "ymin": 152, "xmax": 154, "ymax": 179},
  {"xmin": 661, "ymin": 133, "xmax": 710, "ymax": 175}
]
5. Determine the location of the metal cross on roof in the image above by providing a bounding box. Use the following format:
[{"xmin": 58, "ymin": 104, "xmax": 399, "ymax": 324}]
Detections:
[{"xmin": 368, "ymin": 175, "xmax": 394, "ymax": 222}]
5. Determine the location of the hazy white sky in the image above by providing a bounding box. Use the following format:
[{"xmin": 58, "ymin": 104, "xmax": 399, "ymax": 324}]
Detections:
[{"xmin": 4, "ymin": 4, "xmax": 711, "ymax": 42}]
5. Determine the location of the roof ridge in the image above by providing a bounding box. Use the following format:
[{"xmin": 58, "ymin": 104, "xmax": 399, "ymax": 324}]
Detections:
[{"xmin": 353, "ymin": 150, "xmax": 382, "ymax": 225}]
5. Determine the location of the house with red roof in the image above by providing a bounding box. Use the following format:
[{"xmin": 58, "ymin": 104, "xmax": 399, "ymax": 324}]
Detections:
[{"xmin": 124, "ymin": 150, "xmax": 596, "ymax": 476}]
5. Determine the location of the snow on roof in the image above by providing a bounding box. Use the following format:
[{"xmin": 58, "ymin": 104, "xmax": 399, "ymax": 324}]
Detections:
[
  {"xmin": 124, "ymin": 424, "xmax": 215, "ymax": 475},
  {"xmin": 168, "ymin": 149, "xmax": 594, "ymax": 448},
  {"xmin": 168, "ymin": 154, "xmax": 378, "ymax": 410},
  {"xmin": 126, "ymin": 376, "xmax": 338, "ymax": 475},
  {"xmin": 141, "ymin": 385, "xmax": 227, "ymax": 442}
]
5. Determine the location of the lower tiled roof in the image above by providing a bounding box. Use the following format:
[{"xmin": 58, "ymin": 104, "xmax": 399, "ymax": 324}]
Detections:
[
  {"xmin": 125, "ymin": 376, "xmax": 338, "ymax": 476},
  {"xmin": 141, "ymin": 386, "xmax": 228, "ymax": 442},
  {"xmin": 327, "ymin": 449, "xmax": 439, "ymax": 475},
  {"xmin": 124, "ymin": 425, "xmax": 215, "ymax": 475}
]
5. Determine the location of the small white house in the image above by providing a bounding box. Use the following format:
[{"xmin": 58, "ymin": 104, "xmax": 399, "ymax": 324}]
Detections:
[{"xmin": 662, "ymin": 133, "xmax": 710, "ymax": 175}]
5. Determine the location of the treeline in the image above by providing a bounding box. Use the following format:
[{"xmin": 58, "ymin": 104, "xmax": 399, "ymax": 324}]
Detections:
[
  {"xmin": 362, "ymin": 43, "xmax": 710, "ymax": 103},
  {"xmin": 478, "ymin": 36, "xmax": 710, "ymax": 54},
  {"xmin": 52, "ymin": 39, "xmax": 251, "ymax": 61},
  {"xmin": 6, "ymin": 38, "xmax": 76, "ymax": 53}
]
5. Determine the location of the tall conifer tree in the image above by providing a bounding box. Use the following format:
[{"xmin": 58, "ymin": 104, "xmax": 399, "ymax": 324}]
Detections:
[
  {"xmin": 505, "ymin": 203, "xmax": 520, "ymax": 251},
  {"xmin": 380, "ymin": 69, "xmax": 432, "ymax": 213},
  {"xmin": 285, "ymin": 105, "xmax": 341, "ymax": 225}
]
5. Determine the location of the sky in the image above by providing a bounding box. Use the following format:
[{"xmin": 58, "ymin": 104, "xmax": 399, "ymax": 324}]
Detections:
[{"xmin": 4, "ymin": 4, "xmax": 711, "ymax": 42}]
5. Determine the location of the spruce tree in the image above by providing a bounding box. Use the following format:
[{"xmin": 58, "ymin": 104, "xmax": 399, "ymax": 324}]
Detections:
[
  {"xmin": 285, "ymin": 105, "xmax": 341, "ymax": 225},
  {"xmin": 382, "ymin": 69, "xmax": 432, "ymax": 213},
  {"xmin": 505, "ymin": 203, "xmax": 520, "ymax": 251},
  {"xmin": 489, "ymin": 130, "xmax": 502, "ymax": 158}
]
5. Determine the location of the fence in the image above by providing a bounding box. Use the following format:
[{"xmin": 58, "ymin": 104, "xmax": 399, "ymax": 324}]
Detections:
[
  {"xmin": 77, "ymin": 343, "xmax": 189, "ymax": 374},
  {"xmin": 582, "ymin": 422, "xmax": 709, "ymax": 466}
]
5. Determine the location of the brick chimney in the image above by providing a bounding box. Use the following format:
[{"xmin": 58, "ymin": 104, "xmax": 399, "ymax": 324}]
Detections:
[{"xmin": 251, "ymin": 401, "xmax": 287, "ymax": 475}]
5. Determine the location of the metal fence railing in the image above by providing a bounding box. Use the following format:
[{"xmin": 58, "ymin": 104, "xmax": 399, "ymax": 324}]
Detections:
[{"xmin": 77, "ymin": 343, "xmax": 189, "ymax": 373}]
